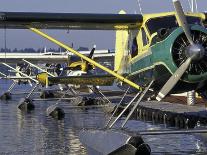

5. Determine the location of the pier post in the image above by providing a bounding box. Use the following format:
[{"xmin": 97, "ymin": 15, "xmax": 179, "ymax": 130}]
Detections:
[{"xmin": 187, "ymin": 90, "xmax": 195, "ymax": 105}]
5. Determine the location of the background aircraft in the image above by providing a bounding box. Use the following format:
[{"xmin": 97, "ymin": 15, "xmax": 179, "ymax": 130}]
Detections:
[{"xmin": 0, "ymin": 47, "xmax": 114, "ymax": 80}]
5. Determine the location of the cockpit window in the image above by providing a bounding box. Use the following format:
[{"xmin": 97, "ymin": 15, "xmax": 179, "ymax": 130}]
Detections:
[
  {"xmin": 146, "ymin": 16, "xmax": 201, "ymax": 35},
  {"xmin": 141, "ymin": 28, "xmax": 149, "ymax": 46},
  {"xmin": 187, "ymin": 16, "xmax": 201, "ymax": 25},
  {"xmin": 131, "ymin": 37, "xmax": 138, "ymax": 58}
]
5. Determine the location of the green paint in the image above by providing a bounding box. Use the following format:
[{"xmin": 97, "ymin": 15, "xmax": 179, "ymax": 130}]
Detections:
[{"xmin": 129, "ymin": 25, "xmax": 207, "ymax": 83}]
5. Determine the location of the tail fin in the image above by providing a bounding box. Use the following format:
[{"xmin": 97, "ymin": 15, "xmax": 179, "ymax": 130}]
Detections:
[
  {"xmin": 36, "ymin": 72, "xmax": 48, "ymax": 87},
  {"xmin": 114, "ymin": 10, "xmax": 129, "ymax": 75}
]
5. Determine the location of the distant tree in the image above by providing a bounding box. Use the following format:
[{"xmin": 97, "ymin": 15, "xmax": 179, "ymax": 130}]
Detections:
[
  {"xmin": 13, "ymin": 48, "xmax": 18, "ymax": 52},
  {"xmin": 77, "ymin": 47, "xmax": 89, "ymax": 51}
]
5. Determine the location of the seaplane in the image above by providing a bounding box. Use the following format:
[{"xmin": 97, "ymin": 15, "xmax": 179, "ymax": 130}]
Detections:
[
  {"xmin": 0, "ymin": 45, "xmax": 114, "ymax": 97},
  {"xmin": 1, "ymin": 0, "xmax": 207, "ymax": 154},
  {"xmin": 31, "ymin": 2, "xmax": 207, "ymax": 103}
]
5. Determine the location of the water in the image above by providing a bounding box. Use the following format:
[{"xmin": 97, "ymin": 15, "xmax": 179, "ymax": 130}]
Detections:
[{"xmin": 0, "ymin": 80, "xmax": 207, "ymax": 155}]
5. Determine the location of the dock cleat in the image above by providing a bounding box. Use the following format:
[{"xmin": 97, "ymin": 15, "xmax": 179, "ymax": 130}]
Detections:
[
  {"xmin": 17, "ymin": 98, "xmax": 35, "ymax": 112},
  {"xmin": 0, "ymin": 92, "xmax": 12, "ymax": 100},
  {"xmin": 40, "ymin": 90, "xmax": 55, "ymax": 99},
  {"xmin": 46, "ymin": 104, "xmax": 65, "ymax": 120}
]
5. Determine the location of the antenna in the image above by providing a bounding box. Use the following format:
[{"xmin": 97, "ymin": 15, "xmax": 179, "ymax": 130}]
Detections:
[
  {"xmin": 195, "ymin": 0, "xmax": 198, "ymax": 12},
  {"xmin": 136, "ymin": 0, "xmax": 143, "ymax": 14},
  {"xmin": 188, "ymin": 0, "xmax": 198, "ymax": 12},
  {"xmin": 44, "ymin": 46, "xmax": 47, "ymax": 53},
  {"xmin": 4, "ymin": 27, "xmax": 7, "ymax": 64},
  {"xmin": 192, "ymin": 0, "xmax": 194, "ymax": 12}
]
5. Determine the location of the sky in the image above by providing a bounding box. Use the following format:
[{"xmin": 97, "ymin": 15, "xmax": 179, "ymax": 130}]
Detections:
[{"xmin": 0, "ymin": 0, "xmax": 206, "ymax": 50}]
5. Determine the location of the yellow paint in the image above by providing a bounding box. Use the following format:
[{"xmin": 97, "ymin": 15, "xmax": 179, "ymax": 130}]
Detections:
[
  {"xmin": 69, "ymin": 60, "xmax": 95, "ymax": 72},
  {"xmin": 142, "ymin": 12, "xmax": 205, "ymax": 32},
  {"xmin": 114, "ymin": 10, "xmax": 129, "ymax": 73},
  {"xmin": 29, "ymin": 27, "xmax": 142, "ymax": 91},
  {"xmin": 81, "ymin": 62, "xmax": 87, "ymax": 72},
  {"xmin": 129, "ymin": 11, "xmax": 204, "ymax": 63},
  {"xmin": 186, "ymin": 12, "xmax": 205, "ymax": 21},
  {"xmin": 36, "ymin": 72, "xmax": 48, "ymax": 85}
]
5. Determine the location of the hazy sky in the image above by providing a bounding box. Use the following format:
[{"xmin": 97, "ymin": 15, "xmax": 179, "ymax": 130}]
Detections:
[{"xmin": 0, "ymin": 0, "xmax": 206, "ymax": 50}]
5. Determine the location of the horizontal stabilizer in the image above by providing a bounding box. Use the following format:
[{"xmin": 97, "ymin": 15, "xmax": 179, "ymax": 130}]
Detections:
[{"xmin": 48, "ymin": 75, "xmax": 115, "ymax": 86}]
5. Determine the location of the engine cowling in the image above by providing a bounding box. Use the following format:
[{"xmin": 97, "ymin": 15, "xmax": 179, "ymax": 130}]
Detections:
[{"xmin": 172, "ymin": 30, "xmax": 207, "ymax": 75}]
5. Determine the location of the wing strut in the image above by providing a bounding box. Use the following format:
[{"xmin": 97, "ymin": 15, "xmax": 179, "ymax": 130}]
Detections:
[{"xmin": 29, "ymin": 27, "xmax": 142, "ymax": 91}]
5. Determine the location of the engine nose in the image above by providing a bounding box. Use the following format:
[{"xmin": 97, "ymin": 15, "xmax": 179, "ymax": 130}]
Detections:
[
  {"xmin": 185, "ymin": 44, "xmax": 205, "ymax": 61},
  {"xmin": 172, "ymin": 30, "xmax": 207, "ymax": 75}
]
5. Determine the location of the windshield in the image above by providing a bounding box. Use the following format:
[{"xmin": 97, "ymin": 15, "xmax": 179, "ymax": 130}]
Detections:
[{"xmin": 146, "ymin": 15, "xmax": 201, "ymax": 34}]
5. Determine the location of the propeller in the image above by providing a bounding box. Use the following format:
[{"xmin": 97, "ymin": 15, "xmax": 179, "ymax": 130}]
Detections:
[
  {"xmin": 173, "ymin": 0, "xmax": 193, "ymax": 45},
  {"xmin": 156, "ymin": 0, "xmax": 205, "ymax": 101},
  {"xmin": 156, "ymin": 56, "xmax": 194, "ymax": 101},
  {"xmin": 83, "ymin": 45, "xmax": 96, "ymax": 72}
]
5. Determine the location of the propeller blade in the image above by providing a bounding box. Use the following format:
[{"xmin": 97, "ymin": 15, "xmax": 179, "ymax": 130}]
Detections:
[
  {"xmin": 156, "ymin": 55, "xmax": 194, "ymax": 101},
  {"xmin": 84, "ymin": 45, "xmax": 96, "ymax": 72},
  {"xmin": 173, "ymin": 0, "xmax": 194, "ymax": 45},
  {"xmin": 88, "ymin": 44, "xmax": 96, "ymax": 59}
]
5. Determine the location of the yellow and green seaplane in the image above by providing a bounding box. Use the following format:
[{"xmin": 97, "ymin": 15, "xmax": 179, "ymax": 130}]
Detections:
[
  {"xmin": 27, "ymin": 1, "xmax": 207, "ymax": 102},
  {"xmin": 1, "ymin": 0, "xmax": 207, "ymax": 154}
]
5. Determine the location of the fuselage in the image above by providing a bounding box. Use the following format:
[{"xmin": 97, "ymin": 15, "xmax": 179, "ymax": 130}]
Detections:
[{"xmin": 124, "ymin": 12, "xmax": 207, "ymax": 94}]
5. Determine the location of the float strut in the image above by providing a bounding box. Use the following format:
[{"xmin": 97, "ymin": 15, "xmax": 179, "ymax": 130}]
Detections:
[
  {"xmin": 92, "ymin": 86, "xmax": 112, "ymax": 104},
  {"xmin": 46, "ymin": 88, "xmax": 71, "ymax": 119},
  {"xmin": 17, "ymin": 83, "xmax": 38, "ymax": 112},
  {"xmin": 22, "ymin": 59, "xmax": 55, "ymax": 77},
  {"xmin": 121, "ymin": 80, "xmax": 154, "ymax": 128},
  {"xmin": 68, "ymin": 86, "xmax": 78, "ymax": 96},
  {"xmin": 26, "ymin": 83, "xmax": 39, "ymax": 99},
  {"xmin": 108, "ymin": 91, "xmax": 141, "ymax": 129},
  {"xmin": 0, "ymin": 71, "xmax": 16, "ymax": 92},
  {"xmin": 0, "ymin": 71, "xmax": 7, "ymax": 77},
  {"xmin": 2, "ymin": 63, "xmax": 38, "ymax": 83},
  {"xmin": 55, "ymin": 88, "xmax": 71, "ymax": 105},
  {"xmin": 8, "ymin": 81, "xmax": 17, "ymax": 92},
  {"xmin": 105, "ymin": 86, "xmax": 130, "ymax": 128}
]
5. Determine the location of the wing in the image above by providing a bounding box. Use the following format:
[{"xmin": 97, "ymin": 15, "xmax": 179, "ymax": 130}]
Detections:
[
  {"xmin": 0, "ymin": 52, "xmax": 69, "ymax": 63},
  {"xmin": 0, "ymin": 51, "xmax": 114, "ymax": 64},
  {"xmin": 37, "ymin": 72, "xmax": 115, "ymax": 86},
  {"xmin": 1, "ymin": 76, "xmax": 36, "ymax": 80},
  {"xmin": 0, "ymin": 12, "xmax": 143, "ymax": 30}
]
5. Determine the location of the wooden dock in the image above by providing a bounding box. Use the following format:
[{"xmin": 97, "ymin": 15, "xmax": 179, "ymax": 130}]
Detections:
[
  {"xmin": 100, "ymin": 93, "xmax": 207, "ymax": 129},
  {"xmin": 56, "ymin": 90, "xmax": 207, "ymax": 129},
  {"xmin": 133, "ymin": 101, "xmax": 207, "ymax": 128}
]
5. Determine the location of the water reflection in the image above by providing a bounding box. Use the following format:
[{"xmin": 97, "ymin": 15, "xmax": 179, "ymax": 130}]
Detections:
[{"xmin": 0, "ymin": 80, "xmax": 207, "ymax": 154}]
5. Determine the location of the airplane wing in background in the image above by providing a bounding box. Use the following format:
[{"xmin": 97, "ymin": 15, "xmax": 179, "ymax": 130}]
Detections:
[
  {"xmin": 0, "ymin": 53, "xmax": 69, "ymax": 63},
  {"xmin": 0, "ymin": 52, "xmax": 114, "ymax": 64},
  {"xmin": 0, "ymin": 76, "xmax": 36, "ymax": 80},
  {"xmin": 0, "ymin": 12, "xmax": 143, "ymax": 30}
]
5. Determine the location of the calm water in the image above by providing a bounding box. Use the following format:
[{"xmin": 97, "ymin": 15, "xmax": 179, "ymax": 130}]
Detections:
[{"xmin": 0, "ymin": 80, "xmax": 207, "ymax": 155}]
